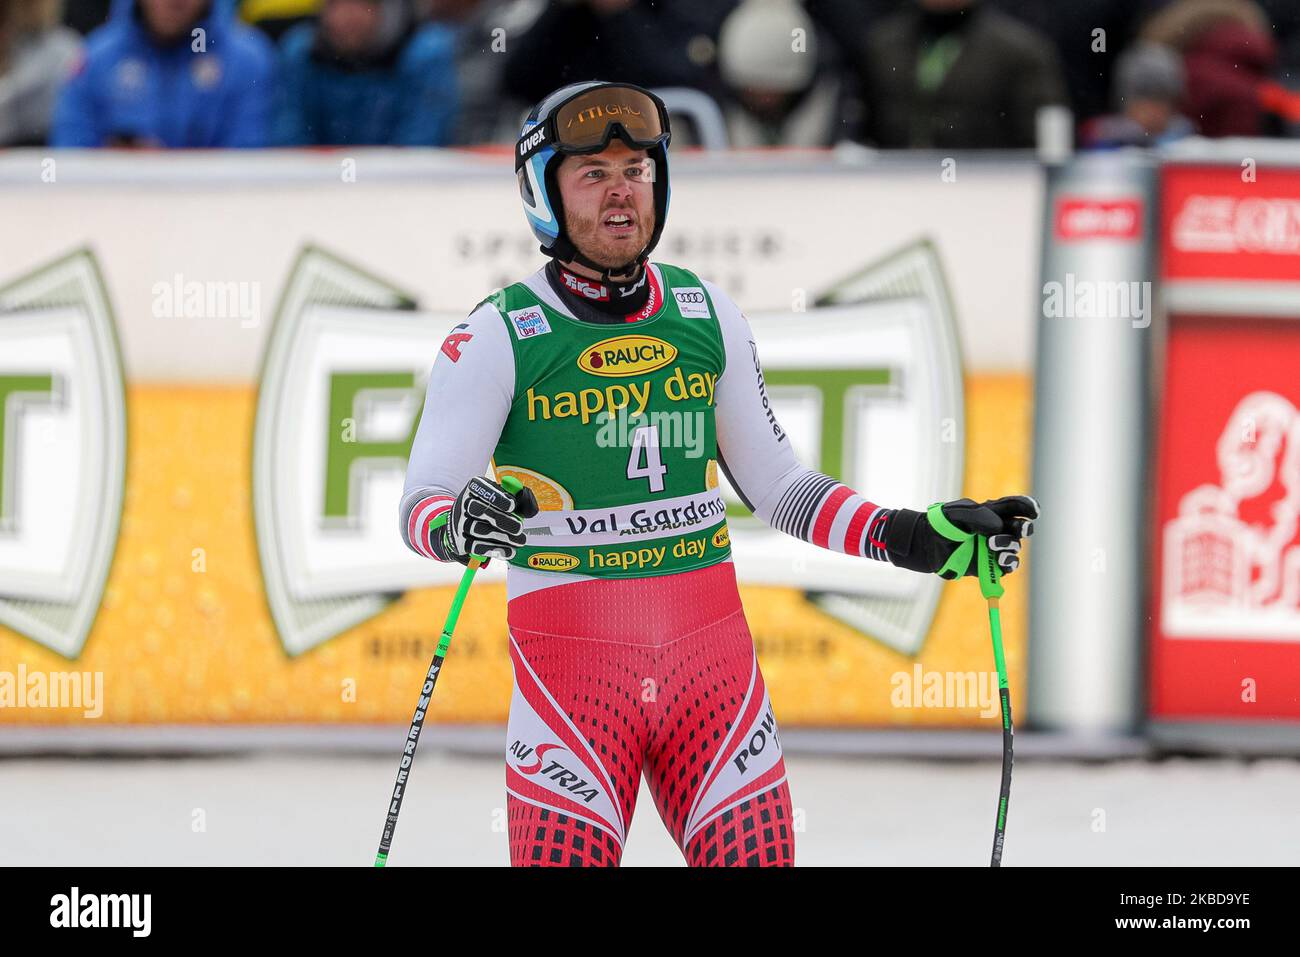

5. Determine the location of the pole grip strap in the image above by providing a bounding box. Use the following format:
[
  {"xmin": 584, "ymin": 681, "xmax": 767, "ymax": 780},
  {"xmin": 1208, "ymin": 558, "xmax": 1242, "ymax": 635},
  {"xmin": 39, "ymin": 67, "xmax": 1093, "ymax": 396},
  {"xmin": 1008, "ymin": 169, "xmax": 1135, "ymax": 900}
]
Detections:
[{"xmin": 927, "ymin": 502, "xmax": 973, "ymax": 580}]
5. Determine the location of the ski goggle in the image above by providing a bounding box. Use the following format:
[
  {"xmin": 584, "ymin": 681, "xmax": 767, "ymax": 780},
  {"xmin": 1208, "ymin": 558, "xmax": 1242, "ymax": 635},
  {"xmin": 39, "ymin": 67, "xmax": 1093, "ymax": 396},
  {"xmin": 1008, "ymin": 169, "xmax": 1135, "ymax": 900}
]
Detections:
[{"xmin": 516, "ymin": 83, "xmax": 670, "ymax": 171}]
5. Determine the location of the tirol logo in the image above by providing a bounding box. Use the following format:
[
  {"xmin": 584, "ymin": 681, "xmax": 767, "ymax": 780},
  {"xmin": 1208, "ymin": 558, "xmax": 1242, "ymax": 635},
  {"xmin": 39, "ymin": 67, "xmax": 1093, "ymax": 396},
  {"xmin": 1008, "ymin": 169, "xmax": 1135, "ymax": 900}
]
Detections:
[
  {"xmin": 560, "ymin": 270, "xmax": 609, "ymax": 302},
  {"xmin": 578, "ymin": 335, "xmax": 677, "ymax": 377},
  {"xmin": 1054, "ymin": 197, "xmax": 1142, "ymax": 241},
  {"xmin": 527, "ymin": 552, "xmax": 581, "ymax": 571},
  {"xmin": 0, "ymin": 251, "xmax": 126, "ymax": 659},
  {"xmin": 712, "ymin": 525, "xmax": 730, "ymax": 549}
]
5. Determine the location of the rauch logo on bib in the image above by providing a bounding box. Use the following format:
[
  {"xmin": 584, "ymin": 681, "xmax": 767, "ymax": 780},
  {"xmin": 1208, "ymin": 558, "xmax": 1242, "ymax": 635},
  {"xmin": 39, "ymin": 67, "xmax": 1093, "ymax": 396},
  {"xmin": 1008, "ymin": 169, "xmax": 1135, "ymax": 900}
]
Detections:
[{"xmin": 578, "ymin": 335, "xmax": 677, "ymax": 377}]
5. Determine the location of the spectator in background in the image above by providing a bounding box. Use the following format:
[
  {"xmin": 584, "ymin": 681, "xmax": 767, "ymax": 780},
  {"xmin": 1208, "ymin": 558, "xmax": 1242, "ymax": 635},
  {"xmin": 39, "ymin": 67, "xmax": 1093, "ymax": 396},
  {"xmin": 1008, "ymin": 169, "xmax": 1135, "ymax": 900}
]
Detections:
[
  {"xmin": 1141, "ymin": 0, "xmax": 1280, "ymax": 137},
  {"xmin": 239, "ymin": 0, "xmax": 320, "ymax": 42},
  {"xmin": 61, "ymin": 0, "xmax": 113, "ymax": 34},
  {"xmin": 429, "ymin": 0, "xmax": 531, "ymax": 144},
  {"xmin": 275, "ymin": 0, "xmax": 458, "ymax": 145},
  {"xmin": 50, "ymin": 0, "xmax": 275, "ymax": 147},
  {"xmin": 988, "ymin": 0, "xmax": 1167, "ymax": 127},
  {"xmin": 501, "ymin": 0, "xmax": 736, "ymax": 108},
  {"xmin": 1080, "ymin": 43, "xmax": 1194, "ymax": 148},
  {"xmin": 1, "ymin": 0, "xmax": 82, "ymax": 145},
  {"xmin": 803, "ymin": 0, "xmax": 896, "ymax": 140},
  {"xmin": 717, "ymin": 0, "xmax": 843, "ymax": 147},
  {"xmin": 858, "ymin": 0, "xmax": 1067, "ymax": 148},
  {"xmin": 1254, "ymin": 0, "xmax": 1300, "ymax": 84}
]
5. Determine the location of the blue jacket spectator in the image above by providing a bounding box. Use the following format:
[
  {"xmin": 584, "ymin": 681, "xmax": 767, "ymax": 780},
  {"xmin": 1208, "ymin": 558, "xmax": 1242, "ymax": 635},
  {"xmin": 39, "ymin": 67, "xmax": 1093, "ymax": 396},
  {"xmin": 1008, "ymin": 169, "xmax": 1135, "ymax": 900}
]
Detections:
[
  {"xmin": 275, "ymin": 0, "xmax": 458, "ymax": 146},
  {"xmin": 51, "ymin": 0, "xmax": 275, "ymax": 147}
]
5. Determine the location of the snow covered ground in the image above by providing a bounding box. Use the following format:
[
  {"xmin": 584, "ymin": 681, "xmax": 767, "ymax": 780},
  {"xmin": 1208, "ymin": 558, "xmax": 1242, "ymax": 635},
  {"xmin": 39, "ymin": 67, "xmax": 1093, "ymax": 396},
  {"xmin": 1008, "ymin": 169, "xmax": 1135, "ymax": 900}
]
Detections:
[{"xmin": 2, "ymin": 752, "xmax": 1297, "ymax": 866}]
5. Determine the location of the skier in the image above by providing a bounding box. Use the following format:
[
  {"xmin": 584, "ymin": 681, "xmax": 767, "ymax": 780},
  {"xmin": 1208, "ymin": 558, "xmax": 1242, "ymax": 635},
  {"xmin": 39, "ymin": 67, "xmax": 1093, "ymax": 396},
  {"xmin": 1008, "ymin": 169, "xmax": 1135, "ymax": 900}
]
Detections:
[{"xmin": 400, "ymin": 81, "xmax": 1039, "ymax": 867}]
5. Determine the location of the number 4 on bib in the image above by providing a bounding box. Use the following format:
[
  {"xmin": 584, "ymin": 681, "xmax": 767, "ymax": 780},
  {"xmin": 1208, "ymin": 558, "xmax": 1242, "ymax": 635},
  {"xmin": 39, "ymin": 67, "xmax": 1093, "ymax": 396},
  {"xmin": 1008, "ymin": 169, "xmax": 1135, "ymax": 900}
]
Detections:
[{"xmin": 627, "ymin": 424, "xmax": 667, "ymax": 493}]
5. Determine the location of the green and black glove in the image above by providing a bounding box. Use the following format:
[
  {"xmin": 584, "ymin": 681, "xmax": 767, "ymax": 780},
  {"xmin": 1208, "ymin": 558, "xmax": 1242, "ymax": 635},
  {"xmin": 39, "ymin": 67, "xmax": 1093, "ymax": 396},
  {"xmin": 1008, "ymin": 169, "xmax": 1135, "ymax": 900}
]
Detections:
[
  {"xmin": 431, "ymin": 476, "xmax": 540, "ymax": 567},
  {"xmin": 884, "ymin": 496, "xmax": 1039, "ymax": 579}
]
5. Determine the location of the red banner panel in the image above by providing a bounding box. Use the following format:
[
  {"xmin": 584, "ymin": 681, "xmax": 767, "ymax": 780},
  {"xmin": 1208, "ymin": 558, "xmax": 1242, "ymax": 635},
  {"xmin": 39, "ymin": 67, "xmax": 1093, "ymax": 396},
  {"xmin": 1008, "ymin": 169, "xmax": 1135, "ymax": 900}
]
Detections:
[
  {"xmin": 1150, "ymin": 315, "xmax": 1300, "ymax": 719},
  {"xmin": 1162, "ymin": 165, "xmax": 1300, "ymax": 282}
]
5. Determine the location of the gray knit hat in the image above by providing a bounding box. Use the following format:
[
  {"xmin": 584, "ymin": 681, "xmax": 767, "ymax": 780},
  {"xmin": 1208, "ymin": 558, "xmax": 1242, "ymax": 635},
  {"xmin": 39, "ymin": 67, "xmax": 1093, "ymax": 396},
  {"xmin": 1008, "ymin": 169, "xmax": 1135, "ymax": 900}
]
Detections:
[
  {"xmin": 719, "ymin": 0, "xmax": 818, "ymax": 94},
  {"xmin": 1114, "ymin": 43, "xmax": 1186, "ymax": 104}
]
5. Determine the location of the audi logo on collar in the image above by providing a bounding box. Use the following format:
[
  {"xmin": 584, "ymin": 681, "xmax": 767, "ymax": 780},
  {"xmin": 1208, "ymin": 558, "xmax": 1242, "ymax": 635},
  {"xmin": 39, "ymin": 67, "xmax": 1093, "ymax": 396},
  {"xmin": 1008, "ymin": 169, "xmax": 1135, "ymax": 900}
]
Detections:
[{"xmin": 675, "ymin": 291, "xmax": 705, "ymax": 303}]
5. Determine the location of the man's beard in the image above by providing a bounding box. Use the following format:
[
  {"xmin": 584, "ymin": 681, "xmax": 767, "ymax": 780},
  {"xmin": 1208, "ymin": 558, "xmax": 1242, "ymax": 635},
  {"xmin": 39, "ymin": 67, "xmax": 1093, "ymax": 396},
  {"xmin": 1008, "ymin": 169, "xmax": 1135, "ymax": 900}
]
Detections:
[{"xmin": 566, "ymin": 207, "xmax": 655, "ymax": 272}]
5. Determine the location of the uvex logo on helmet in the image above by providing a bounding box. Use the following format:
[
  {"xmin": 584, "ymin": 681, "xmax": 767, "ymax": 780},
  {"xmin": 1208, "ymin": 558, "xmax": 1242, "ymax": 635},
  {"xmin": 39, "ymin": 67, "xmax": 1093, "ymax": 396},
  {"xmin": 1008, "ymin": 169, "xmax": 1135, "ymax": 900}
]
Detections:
[
  {"xmin": 518, "ymin": 127, "xmax": 547, "ymax": 158},
  {"xmin": 578, "ymin": 335, "xmax": 677, "ymax": 377}
]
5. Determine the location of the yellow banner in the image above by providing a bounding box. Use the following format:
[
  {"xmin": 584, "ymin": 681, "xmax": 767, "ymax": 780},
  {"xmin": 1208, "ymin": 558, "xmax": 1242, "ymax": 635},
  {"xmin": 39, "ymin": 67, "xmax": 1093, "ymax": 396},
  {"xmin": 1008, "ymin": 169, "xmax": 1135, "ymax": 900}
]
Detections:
[{"xmin": 0, "ymin": 376, "xmax": 1028, "ymax": 728}]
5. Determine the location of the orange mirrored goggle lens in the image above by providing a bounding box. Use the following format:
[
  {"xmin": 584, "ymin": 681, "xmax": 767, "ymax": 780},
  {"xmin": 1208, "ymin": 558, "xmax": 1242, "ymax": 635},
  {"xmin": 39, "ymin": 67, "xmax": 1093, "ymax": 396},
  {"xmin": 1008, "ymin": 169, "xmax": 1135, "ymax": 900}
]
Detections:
[{"xmin": 553, "ymin": 87, "xmax": 666, "ymax": 151}]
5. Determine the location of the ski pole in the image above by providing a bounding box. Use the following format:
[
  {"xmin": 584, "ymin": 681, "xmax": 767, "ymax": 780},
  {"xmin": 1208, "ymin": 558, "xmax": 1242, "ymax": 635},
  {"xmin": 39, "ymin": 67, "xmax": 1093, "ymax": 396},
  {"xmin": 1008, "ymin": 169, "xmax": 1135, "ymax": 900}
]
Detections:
[
  {"xmin": 925, "ymin": 504, "xmax": 1012, "ymax": 867},
  {"xmin": 975, "ymin": 534, "xmax": 1010, "ymax": 868},
  {"xmin": 374, "ymin": 474, "xmax": 524, "ymax": 868}
]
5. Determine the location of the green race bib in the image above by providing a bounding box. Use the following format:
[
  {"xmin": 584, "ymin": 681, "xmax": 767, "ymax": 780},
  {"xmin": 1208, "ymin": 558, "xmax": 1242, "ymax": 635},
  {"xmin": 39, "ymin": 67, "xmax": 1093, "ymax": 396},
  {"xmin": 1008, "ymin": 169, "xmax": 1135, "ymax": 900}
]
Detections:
[{"xmin": 486, "ymin": 264, "xmax": 731, "ymax": 578}]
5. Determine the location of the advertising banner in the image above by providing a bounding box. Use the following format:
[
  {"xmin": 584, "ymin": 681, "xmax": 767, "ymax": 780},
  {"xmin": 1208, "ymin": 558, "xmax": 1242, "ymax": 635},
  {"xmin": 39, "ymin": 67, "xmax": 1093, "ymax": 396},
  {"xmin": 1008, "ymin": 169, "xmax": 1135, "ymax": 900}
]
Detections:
[
  {"xmin": 1151, "ymin": 162, "xmax": 1300, "ymax": 729},
  {"xmin": 0, "ymin": 156, "xmax": 1035, "ymax": 736}
]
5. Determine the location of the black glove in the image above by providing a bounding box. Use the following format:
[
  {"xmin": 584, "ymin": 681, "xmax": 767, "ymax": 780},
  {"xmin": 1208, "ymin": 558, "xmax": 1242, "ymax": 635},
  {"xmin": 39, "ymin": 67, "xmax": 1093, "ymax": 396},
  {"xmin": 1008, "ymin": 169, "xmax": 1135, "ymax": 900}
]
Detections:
[
  {"xmin": 884, "ymin": 495, "xmax": 1039, "ymax": 579},
  {"xmin": 430, "ymin": 476, "xmax": 540, "ymax": 566}
]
